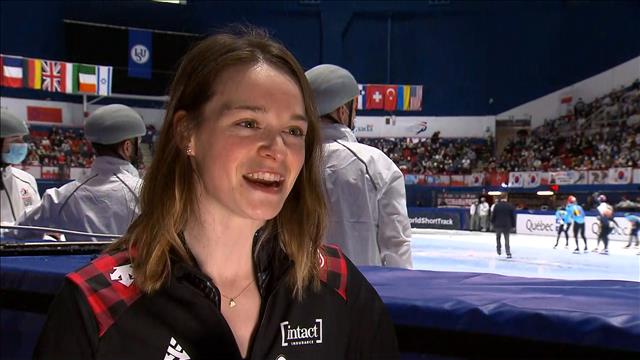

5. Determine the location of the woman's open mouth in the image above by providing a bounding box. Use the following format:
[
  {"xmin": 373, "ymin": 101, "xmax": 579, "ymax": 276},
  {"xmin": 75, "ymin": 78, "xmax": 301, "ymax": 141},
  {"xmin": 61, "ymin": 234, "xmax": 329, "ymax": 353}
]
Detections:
[{"xmin": 243, "ymin": 171, "xmax": 285, "ymax": 191}]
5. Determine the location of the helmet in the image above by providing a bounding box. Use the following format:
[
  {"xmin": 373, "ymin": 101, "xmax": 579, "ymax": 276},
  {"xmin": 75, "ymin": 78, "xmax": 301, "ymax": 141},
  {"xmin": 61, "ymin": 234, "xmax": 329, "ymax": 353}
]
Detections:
[
  {"xmin": 597, "ymin": 194, "xmax": 607, "ymax": 203},
  {"xmin": 1, "ymin": 109, "xmax": 29, "ymax": 138},
  {"xmin": 305, "ymin": 64, "xmax": 359, "ymax": 116},
  {"xmin": 567, "ymin": 195, "xmax": 577, "ymax": 204},
  {"xmin": 85, "ymin": 104, "xmax": 146, "ymax": 145}
]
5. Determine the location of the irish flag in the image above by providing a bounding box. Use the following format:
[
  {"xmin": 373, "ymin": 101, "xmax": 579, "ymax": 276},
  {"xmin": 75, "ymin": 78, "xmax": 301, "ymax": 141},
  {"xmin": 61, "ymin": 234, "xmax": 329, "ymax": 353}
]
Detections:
[{"xmin": 78, "ymin": 64, "xmax": 97, "ymax": 93}]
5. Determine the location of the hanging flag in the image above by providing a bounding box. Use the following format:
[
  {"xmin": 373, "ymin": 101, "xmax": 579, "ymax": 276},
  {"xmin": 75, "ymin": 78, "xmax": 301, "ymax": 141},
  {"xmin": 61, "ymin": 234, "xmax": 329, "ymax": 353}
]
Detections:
[
  {"xmin": 128, "ymin": 29, "xmax": 152, "ymax": 79},
  {"xmin": 607, "ymin": 167, "xmax": 632, "ymax": 184},
  {"xmin": 409, "ymin": 85, "xmax": 423, "ymax": 111},
  {"xmin": 25, "ymin": 58, "xmax": 42, "ymax": 89},
  {"xmin": 27, "ymin": 106, "xmax": 63, "ymax": 123},
  {"xmin": 383, "ymin": 85, "xmax": 398, "ymax": 111},
  {"xmin": 366, "ymin": 84, "xmax": 384, "ymax": 110},
  {"xmin": 524, "ymin": 172, "xmax": 541, "ymax": 188},
  {"xmin": 396, "ymin": 85, "xmax": 404, "ymax": 111},
  {"xmin": 402, "ymin": 85, "xmax": 411, "ymax": 110},
  {"xmin": 65, "ymin": 62, "xmax": 77, "ymax": 94},
  {"xmin": 508, "ymin": 172, "xmax": 524, "ymax": 188},
  {"xmin": 41, "ymin": 60, "xmax": 67, "ymax": 92},
  {"xmin": 1, "ymin": 55, "xmax": 24, "ymax": 88},
  {"xmin": 357, "ymin": 84, "xmax": 365, "ymax": 110},
  {"xmin": 97, "ymin": 66, "xmax": 113, "ymax": 95},
  {"xmin": 76, "ymin": 64, "xmax": 98, "ymax": 94},
  {"xmin": 396, "ymin": 85, "xmax": 412, "ymax": 111}
]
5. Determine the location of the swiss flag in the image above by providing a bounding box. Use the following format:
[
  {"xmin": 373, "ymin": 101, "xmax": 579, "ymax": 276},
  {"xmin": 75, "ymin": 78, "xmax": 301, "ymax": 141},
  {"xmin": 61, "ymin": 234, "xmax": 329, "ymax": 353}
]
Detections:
[
  {"xmin": 383, "ymin": 85, "xmax": 398, "ymax": 111},
  {"xmin": 366, "ymin": 85, "xmax": 385, "ymax": 110}
]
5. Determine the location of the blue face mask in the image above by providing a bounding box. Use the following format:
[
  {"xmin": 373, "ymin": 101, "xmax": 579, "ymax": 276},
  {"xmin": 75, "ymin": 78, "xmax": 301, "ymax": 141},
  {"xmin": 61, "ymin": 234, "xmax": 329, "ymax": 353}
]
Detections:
[{"xmin": 2, "ymin": 143, "xmax": 28, "ymax": 164}]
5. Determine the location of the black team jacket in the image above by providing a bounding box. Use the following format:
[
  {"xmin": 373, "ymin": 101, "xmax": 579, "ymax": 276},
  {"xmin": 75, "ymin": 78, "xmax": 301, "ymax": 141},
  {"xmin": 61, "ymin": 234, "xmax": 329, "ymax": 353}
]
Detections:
[{"xmin": 33, "ymin": 238, "xmax": 399, "ymax": 360}]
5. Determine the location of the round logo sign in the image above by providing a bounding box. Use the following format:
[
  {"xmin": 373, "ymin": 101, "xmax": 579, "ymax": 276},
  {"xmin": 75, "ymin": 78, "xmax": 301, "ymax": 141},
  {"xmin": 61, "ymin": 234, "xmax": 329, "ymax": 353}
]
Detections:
[{"xmin": 130, "ymin": 44, "xmax": 150, "ymax": 64}]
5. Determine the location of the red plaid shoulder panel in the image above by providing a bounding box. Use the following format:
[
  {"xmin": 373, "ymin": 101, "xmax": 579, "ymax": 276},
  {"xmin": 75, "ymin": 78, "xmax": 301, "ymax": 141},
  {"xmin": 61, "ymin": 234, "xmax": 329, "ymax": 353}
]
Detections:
[
  {"xmin": 318, "ymin": 244, "xmax": 348, "ymax": 301},
  {"xmin": 67, "ymin": 250, "xmax": 142, "ymax": 337}
]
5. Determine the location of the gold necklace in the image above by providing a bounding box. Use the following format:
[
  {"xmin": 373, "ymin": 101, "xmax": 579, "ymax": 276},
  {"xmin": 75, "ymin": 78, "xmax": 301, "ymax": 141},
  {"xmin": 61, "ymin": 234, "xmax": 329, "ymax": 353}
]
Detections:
[{"xmin": 219, "ymin": 279, "xmax": 255, "ymax": 308}]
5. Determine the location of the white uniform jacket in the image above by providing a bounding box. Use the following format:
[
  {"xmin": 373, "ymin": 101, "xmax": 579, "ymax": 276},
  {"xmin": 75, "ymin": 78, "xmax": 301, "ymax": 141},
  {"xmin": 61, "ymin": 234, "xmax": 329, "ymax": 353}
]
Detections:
[
  {"xmin": 1, "ymin": 166, "xmax": 40, "ymax": 225},
  {"xmin": 321, "ymin": 122, "xmax": 412, "ymax": 268},
  {"xmin": 19, "ymin": 156, "xmax": 142, "ymax": 241}
]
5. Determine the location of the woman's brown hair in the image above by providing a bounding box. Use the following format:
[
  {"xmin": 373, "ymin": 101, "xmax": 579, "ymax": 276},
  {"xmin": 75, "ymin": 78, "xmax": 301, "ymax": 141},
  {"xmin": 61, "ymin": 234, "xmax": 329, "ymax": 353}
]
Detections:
[{"xmin": 109, "ymin": 26, "xmax": 327, "ymax": 299}]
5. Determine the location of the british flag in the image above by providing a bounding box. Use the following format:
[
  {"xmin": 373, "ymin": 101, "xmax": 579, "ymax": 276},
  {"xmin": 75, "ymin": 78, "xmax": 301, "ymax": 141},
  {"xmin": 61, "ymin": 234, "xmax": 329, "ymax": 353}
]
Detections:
[{"xmin": 41, "ymin": 61, "xmax": 66, "ymax": 92}]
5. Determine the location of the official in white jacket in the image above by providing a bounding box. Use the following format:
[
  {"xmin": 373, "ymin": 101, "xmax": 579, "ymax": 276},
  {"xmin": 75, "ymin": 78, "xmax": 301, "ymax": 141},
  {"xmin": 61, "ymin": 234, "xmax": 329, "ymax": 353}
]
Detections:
[
  {"xmin": 1, "ymin": 109, "xmax": 41, "ymax": 227},
  {"xmin": 19, "ymin": 104, "xmax": 146, "ymax": 241},
  {"xmin": 306, "ymin": 64, "xmax": 412, "ymax": 268}
]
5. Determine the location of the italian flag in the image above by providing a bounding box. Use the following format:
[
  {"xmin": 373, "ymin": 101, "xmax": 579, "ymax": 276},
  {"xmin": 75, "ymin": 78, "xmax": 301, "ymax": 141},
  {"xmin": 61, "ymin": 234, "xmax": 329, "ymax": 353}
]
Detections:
[{"xmin": 67, "ymin": 64, "xmax": 97, "ymax": 94}]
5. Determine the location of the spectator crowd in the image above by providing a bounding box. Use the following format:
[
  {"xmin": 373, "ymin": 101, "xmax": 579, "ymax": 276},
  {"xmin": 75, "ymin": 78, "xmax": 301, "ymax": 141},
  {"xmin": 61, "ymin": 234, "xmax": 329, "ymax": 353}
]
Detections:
[
  {"xmin": 23, "ymin": 126, "xmax": 95, "ymax": 168},
  {"xmin": 359, "ymin": 79, "xmax": 640, "ymax": 176}
]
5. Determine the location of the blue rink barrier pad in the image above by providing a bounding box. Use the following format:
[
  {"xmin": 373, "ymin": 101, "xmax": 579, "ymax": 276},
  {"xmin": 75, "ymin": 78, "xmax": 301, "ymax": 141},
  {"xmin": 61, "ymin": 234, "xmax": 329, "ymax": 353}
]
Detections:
[{"xmin": 1, "ymin": 255, "xmax": 639, "ymax": 359}]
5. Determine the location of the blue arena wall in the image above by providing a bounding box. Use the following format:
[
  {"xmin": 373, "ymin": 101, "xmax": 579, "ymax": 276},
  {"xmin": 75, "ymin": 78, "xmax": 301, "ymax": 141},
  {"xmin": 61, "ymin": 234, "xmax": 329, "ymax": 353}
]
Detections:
[{"xmin": 2, "ymin": 1, "xmax": 639, "ymax": 115}]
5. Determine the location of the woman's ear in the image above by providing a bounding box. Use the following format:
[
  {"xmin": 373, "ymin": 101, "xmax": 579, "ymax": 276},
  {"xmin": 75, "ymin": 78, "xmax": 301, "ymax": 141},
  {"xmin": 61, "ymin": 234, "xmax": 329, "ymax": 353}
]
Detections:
[{"xmin": 173, "ymin": 110, "xmax": 196, "ymax": 156}]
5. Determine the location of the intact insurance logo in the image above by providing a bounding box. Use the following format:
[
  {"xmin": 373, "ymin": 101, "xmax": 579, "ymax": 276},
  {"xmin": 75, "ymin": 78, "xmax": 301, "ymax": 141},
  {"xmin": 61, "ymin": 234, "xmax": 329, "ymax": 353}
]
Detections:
[{"xmin": 280, "ymin": 319, "xmax": 322, "ymax": 347}]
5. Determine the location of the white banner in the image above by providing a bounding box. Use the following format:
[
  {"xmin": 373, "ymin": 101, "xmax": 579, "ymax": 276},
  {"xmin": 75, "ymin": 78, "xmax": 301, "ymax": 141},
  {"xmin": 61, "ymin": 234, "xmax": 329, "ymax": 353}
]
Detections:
[
  {"xmin": 516, "ymin": 213, "xmax": 630, "ymax": 241},
  {"xmin": 524, "ymin": 172, "xmax": 541, "ymax": 188},
  {"xmin": 508, "ymin": 172, "xmax": 524, "ymax": 188},
  {"xmin": 465, "ymin": 173, "xmax": 485, "ymax": 187},
  {"xmin": 585, "ymin": 216, "xmax": 631, "ymax": 241},
  {"xmin": 633, "ymin": 169, "xmax": 640, "ymax": 184},
  {"xmin": 450, "ymin": 175, "xmax": 465, "ymax": 186},
  {"xmin": 607, "ymin": 167, "xmax": 632, "ymax": 184},
  {"xmin": 588, "ymin": 170, "xmax": 609, "ymax": 184},
  {"xmin": 353, "ymin": 115, "xmax": 495, "ymax": 138},
  {"xmin": 549, "ymin": 171, "xmax": 587, "ymax": 185},
  {"xmin": 425, "ymin": 175, "xmax": 450, "ymax": 186},
  {"xmin": 516, "ymin": 214, "xmax": 557, "ymax": 236}
]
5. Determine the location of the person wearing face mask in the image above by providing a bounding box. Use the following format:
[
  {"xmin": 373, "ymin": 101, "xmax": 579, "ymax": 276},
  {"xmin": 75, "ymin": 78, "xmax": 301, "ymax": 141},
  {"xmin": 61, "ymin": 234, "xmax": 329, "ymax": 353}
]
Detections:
[
  {"xmin": 306, "ymin": 64, "xmax": 412, "ymax": 268},
  {"xmin": 18, "ymin": 104, "xmax": 145, "ymax": 241},
  {"xmin": 1, "ymin": 109, "xmax": 41, "ymax": 227}
]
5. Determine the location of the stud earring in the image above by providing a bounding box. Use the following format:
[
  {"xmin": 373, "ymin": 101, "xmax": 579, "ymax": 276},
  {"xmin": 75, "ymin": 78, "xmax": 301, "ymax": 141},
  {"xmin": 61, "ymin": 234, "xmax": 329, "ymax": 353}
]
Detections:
[{"xmin": 186, "ymin": 145, "xmax": 193, "ymax": 155}]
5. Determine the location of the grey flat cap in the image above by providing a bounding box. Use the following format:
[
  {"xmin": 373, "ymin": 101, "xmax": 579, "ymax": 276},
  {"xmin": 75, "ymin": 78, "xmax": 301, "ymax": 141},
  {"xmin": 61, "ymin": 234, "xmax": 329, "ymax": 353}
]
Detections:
[
  {"xmin": 306, "ymin": 64, "xmax": 359, "ymax": 116},
  {"xmin": 85, "ymin": 104, "xmax": 146, "ymax": 144},
  {"xmin": 1, "ymin": 109, "xmax": 29, "ymax": 138}
]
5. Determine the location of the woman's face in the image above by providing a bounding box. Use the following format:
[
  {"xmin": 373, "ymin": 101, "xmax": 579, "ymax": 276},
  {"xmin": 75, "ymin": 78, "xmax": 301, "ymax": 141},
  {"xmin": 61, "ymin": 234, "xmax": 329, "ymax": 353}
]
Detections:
[{"xmin": 189, "ymin": 63, "xmax": 307, "ymax": 223}]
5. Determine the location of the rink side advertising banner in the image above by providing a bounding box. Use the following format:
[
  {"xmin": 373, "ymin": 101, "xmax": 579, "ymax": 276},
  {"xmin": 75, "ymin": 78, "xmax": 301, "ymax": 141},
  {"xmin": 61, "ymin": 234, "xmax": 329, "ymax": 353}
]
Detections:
[
  {"xmin": 353, "ymin": 116, "xmax": 495, "ymax": 138},
  {"xmin": 408, "ymin": 208, "xmax": 461, "ymax": 230},
  {"xmin": 515, "ymin": 213, "xmax": 631, "ymax": 241}
]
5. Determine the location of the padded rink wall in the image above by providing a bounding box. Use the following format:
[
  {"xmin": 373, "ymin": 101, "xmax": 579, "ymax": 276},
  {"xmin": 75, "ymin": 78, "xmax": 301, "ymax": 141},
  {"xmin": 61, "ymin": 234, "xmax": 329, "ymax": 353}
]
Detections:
[{"xmin": 408, "ymin": 207, "xmax": 634, "ymax": 241}]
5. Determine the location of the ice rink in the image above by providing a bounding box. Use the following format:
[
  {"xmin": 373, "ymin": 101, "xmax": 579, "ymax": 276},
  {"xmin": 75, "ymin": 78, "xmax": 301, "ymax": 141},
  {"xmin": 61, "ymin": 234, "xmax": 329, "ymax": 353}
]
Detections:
[{"xmin": 410, "ymin": 229, "xmax": 640, "ymax": 282}]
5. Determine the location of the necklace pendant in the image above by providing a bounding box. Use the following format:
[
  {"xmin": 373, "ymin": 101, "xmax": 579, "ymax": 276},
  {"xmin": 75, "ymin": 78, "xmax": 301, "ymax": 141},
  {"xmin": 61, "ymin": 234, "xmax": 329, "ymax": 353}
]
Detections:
[{"xmin": 229, "ymin": 299, "xmax": 237, "ymax": 308}]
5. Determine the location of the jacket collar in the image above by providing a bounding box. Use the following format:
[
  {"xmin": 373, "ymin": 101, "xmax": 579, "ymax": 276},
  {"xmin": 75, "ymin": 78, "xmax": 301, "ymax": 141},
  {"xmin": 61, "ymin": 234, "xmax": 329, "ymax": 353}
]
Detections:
[
  {"xmin": 1, "ymin": 165, "xmax": 14, "ymax": 181},
  {"xmin": 90, "ymin": 156, "xmax": 139, "ymax": 178},
  {"xmin": 173, "ymin": 230, "xmax": 292, "ymax": 302},
  {"xmin": 320, "ymin": 121, "xmax": 358, "ymax": 143}
]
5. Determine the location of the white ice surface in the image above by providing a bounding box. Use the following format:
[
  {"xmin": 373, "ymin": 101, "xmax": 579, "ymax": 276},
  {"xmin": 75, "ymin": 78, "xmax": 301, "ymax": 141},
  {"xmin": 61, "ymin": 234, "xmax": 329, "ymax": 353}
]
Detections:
[{"xmin": 410, "ymin": 229, "xmax": 640, "ymax": 282}]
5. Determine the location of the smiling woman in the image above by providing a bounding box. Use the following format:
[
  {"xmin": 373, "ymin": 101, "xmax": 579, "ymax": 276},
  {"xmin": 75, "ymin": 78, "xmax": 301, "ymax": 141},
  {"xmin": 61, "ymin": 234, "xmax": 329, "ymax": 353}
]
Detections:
[{"xmin": 33, "ymin": 26, "xmax": 399, "ymax": 360}]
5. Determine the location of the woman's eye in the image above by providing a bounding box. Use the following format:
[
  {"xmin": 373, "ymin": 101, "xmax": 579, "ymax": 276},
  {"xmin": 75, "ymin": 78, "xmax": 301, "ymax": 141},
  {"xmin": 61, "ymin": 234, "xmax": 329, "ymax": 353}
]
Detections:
[
  {"xmin": 238, "ymin": 120, "xmax": 257, "ymax": 129},
  {"xmin": 287, "ymin": 127, "xmax": 306, "ymax": 137}
]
